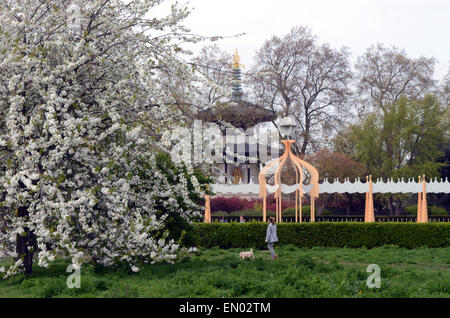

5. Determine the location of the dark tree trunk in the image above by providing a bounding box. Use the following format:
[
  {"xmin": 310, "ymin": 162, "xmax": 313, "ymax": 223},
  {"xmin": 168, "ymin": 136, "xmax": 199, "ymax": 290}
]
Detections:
[
  {"xmin": 316, "ymin": 195, "xmax": 328, "ymax": 216},
  {"xmin": 15, "ymin": 207, "xmax": 36, "ymax": 274},
  {"xmin": 394, "ymin": 198, "xmax": 402, "ymax": 216},
  {"xmin": 317, "ymin": 205, "xmax": 324, "ymax": 216},
  {"xmin": 300, "ymin": 129, "xmax": 309, "ymax": 156},
  {"xmin": 388, "ymin": 196, "xmax": 395, "ymax": 216},
  {"xmin": 300, "ymin": 115, "xmax": 310, "ymax": 156},
  {"xmin": 346, "ymin": 194, "xmax": 352, "ymax": 216}
]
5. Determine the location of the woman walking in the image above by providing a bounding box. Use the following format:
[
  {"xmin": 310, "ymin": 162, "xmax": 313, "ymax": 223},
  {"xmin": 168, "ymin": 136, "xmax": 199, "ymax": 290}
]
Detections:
[{"xmin": 265, "ymin": 217, "xmax": 278, "ymax": 259}]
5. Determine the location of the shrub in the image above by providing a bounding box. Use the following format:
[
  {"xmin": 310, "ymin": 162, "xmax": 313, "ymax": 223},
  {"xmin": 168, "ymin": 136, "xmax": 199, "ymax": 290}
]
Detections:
[
  {"xmin": 282, "ymin": 207, "xmax": 297, "ymax": 216},
  {"xmin": 212, "ymin": 211, "xmax": 229, "ymax": 216},
  {"xmin": 282, "ymin": 206, "xmax": 331, "ymax": 216},
  {"xmin": 212, "ymin": 206, "xmax": 330, "ymax": 218},
  {"xmin": 193, "ymin": 222, "xmax": 450, "ymax": 249},
  {"xmin": 430, "ymin": 206, "xmax": 448, "ymax": 216},
  {"xmin": 253, "ymin": 201, "xmax": 263, "ymax": 211},
  {"xmin": 224, "ymin": 210, "xmax": 280, "ymax": 217},
  {"xmin": 404, "ymin": 205, "xmax": 418, "ymax": 215},
  {"xmin": 405, "ymin": 205, "xmax": 448, "ymax": 216},
  {"xmin": 212, "ymin": 210, "xmax": 269, "ymax": 218},
  {"xmin": 229, "ymin": 210, "xmax": 263, "ymax": 217},
  {"xmin": 320, "ymin": 209, "xmax": 333, "ymax": 216}
]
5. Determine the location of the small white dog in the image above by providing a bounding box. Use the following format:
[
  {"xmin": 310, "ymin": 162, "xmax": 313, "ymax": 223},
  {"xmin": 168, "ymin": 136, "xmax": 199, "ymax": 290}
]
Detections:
[{"xmin": 239, "ymin": 249, "xmax": 254, "ymax": 259}]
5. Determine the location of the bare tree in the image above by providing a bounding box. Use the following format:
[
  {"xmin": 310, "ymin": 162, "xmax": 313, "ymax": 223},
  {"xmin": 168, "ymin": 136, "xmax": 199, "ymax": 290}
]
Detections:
[
  {"xmin": 439, "ymin": 67, "xmax": 450, "ymax": 107},
  {"xmin": 440, "ymin": 69, "xmax": 450, "ymax": 143},
  {"xmin": 249, "ymin": 26, "xmax": 353, "ymax": 155},
  {"xmin": 355, "ymin": 43, "xmax": 436, "ymax": 114},
  {"xmin": 191, "ymin": 44, "xmax": 233, "ymax": 106}
]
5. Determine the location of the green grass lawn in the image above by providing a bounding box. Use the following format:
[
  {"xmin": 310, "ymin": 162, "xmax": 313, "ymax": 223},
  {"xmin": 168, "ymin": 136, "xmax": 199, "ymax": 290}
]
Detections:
[{"xmin": 0, "ymin": 245, "xmax": 449, "ymax": 298}]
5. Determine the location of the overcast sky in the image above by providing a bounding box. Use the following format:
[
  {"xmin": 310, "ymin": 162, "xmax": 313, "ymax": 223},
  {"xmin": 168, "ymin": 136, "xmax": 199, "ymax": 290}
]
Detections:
[{"xmin": 179, "ymin": 0, "xmax": 450, "ymax": 80}]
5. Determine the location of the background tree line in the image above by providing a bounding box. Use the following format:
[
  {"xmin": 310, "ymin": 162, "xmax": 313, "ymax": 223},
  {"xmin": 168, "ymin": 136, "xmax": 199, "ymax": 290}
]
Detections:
[{"xmin": 194, "ymin": 26, "xmax": 450, "ymax": 215}]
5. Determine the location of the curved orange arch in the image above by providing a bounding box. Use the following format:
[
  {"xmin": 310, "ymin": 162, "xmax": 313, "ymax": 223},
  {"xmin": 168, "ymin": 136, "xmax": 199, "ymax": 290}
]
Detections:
[{"xmin": 258, "ymin": 140, "xmax": 319, "ymax": 223}]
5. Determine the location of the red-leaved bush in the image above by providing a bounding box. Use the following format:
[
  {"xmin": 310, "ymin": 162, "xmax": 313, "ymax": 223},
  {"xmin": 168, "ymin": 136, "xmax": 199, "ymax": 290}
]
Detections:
[
  {"xmin": 211, "ymin": 195, "xmax": 306, "ymax": 213},
  {"xmin": 210, "ymin": 196, "xmax": 253, "ymax": 212}
]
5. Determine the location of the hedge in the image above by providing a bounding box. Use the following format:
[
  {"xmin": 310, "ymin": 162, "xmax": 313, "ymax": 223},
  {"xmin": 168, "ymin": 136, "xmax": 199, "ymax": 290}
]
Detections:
[{"xmin": 192, "ymin": 222, "xmax": 450, "ymax": 249}]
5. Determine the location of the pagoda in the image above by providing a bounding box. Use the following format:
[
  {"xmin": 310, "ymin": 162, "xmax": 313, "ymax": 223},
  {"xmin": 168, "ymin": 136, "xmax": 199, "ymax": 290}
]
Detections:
[{"xmin": 197, "ymin": 50, "xmax": 278, "ymax": 188}]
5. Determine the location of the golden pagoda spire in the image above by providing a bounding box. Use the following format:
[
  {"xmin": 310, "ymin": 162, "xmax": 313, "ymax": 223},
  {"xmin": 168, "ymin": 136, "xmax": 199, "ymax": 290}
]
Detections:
[{"xmin": 232, "ymin": 49, "xmax": 244, "ymax": 69}]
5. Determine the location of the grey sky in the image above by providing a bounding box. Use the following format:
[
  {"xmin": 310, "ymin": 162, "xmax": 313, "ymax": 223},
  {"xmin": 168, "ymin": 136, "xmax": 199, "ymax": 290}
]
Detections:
[{"xmin": 181, "ymin": 0, "xmax": 449, "ymax": 80}]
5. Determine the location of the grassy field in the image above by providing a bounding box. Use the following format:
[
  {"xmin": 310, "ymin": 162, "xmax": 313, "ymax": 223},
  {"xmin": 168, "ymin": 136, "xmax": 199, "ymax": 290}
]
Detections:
[{"xmin": 0, "ymin": 245, "xmax": 449, "ymax": 298}]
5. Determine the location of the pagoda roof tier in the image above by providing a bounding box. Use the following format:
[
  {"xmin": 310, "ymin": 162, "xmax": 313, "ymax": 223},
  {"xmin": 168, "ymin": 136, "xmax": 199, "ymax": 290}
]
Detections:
[{"xmin": 196, "ymin": 100, "xmax": 277, "ymax": 130}]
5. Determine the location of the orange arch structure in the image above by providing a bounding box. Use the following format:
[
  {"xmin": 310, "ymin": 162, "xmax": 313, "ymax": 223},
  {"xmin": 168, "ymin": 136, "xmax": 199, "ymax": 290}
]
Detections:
[{"xmin": 258, "ymin": 140, "xmax": 319, "ymax": 223}]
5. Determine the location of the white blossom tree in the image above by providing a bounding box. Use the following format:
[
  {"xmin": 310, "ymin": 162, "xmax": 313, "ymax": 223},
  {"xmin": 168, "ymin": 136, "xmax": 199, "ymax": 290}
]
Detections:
[{"xmin": 0, "ymin": 0, "xmax": 213, "ymax": 276}]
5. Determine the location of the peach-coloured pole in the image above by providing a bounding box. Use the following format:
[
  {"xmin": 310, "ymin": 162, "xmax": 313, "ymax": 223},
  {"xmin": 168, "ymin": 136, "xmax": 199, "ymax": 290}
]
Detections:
[
  {"xmin": 417, "ymin": 176, "xmax": 422, "ymax": 223},
  {"xmin": 421, "ymin": 175, "xmax": 428, "ymax": 223},
  {"xmin": 299, "ymin": 195, "xmax": 302, "ymax": 223},
  {"xmin": 295, "ymin": 169, "xmax": 299, "ymax": 223},
  {"xmin": 205, "ymin": 184, "xmax": 212, "ymax": 223},
  {"xmin": 275, "ymin": 195, "xmax": 279, "ymax": 223},
  {"xmin": 310, "ymin": 196, "xmax": 315, "ymax": 222},
  {"xmin": 278, "ymin": 189, "xmax": 282, "ymax": 223},
  {"xmin": 263, "ymin": 188, "xmax": 267, "ymax": 222},
  {"xmin": 417, "ymin": 192, "xmax": 422, "ymax": 222},
  {"xmin": 364, "ymin": 176, "xmax": 369, "ymax": 222},
  {"xmin": 368, "ymin": 175, "xmax": 375, "ymax": 222},
  {"xmin": 299, "ymin": 165, "xmax": 303, "ymax": 224},
  {"xmin": 365, "ymin": 192, "xmax": 369, "ymax": 222},
  {"xmin": 205, "ymin": 195, "xmax": 211, "ymax": 223}
]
